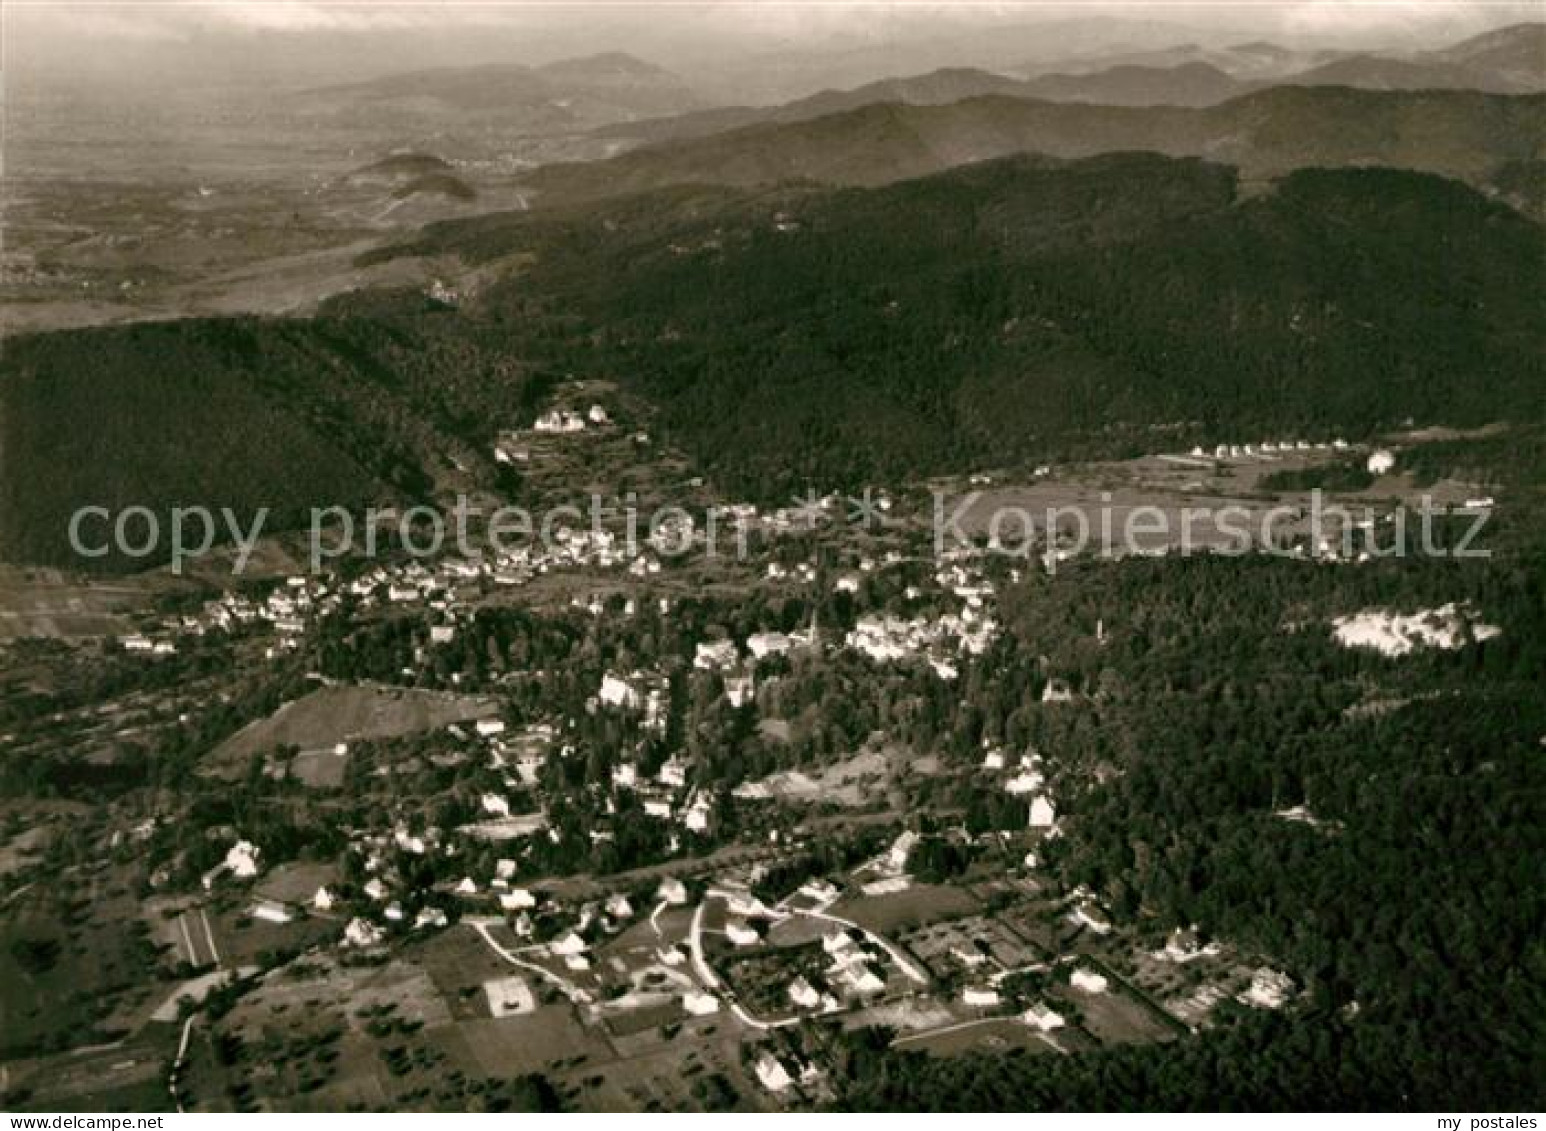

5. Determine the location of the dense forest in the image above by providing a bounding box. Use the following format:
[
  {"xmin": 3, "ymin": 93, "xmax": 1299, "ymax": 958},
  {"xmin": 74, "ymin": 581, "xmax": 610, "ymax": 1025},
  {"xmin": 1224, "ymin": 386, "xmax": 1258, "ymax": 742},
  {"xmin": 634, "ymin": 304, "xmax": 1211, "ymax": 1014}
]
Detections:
[
  {"xmin": 441, "ymin": 155, "xmax": 1546, "ymax": 497},
  {"xmin": 0, "ymin": 299, "xmax": 550, "ymax": 568},
  {"xmin": 830, "ymin": 536, "xmax": 1546, "ymax": 1109}
]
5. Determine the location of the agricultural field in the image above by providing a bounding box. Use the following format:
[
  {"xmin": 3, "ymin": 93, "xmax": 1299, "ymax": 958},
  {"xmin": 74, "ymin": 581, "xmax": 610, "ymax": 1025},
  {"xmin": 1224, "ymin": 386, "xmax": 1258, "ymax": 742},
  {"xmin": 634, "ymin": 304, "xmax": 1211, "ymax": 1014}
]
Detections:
[{"xmin": 205, "ymin": 685, "xmax": 501, "ymax": 777}]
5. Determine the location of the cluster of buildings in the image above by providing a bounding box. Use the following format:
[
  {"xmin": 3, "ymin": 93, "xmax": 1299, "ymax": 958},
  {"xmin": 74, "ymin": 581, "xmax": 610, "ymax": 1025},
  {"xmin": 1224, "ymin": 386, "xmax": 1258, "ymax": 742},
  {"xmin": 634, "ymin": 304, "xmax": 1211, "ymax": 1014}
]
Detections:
[
  {"xmin": 983, "ymin": 747, "xmax": 1059, "ymax": 831},
  {"xmin": 1331, "ymin": 601, "xmax": 1502, "ymax": 657},
  {"xmin": 134, "ymin": 576, "xmax": 337, "ymax": 659},
  {"xmin": 838, "ymin": 553, "xmax": 1002, "ymax": 681},
  {"xmin": 1186, "ymin": 438, "xmax": 1350, "ymax": 462},
  {"xmin": 491, "ymin": 403, "xmax": 616, "ymax": 463},
  {"xmin": 608, "ymin": 755, "xmax": 715, "ymax": 833},
  {"xmin": 811, "ymin": 927, "xmax": 889, "ymax": 1001},
  {"xmin": 843, "ymin": 608, "xmax": 997, "ymax": 682},
  {"xmin": 754, "ymin": 1048, "xmax": 822, "ymax": 1095}
]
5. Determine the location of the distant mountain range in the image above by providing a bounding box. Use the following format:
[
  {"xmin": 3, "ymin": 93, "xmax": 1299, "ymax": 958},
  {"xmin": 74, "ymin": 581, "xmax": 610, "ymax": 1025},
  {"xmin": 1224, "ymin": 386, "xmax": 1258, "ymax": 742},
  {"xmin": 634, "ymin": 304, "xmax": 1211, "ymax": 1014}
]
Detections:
[
  {"xmin": 1018, "ymin": 23, "xmax": 1546, "ymax": 88},
  {"xmin": 1016, "ymin": 40, "xmax": 1340, "ymax": 82},
  {"xmin": 532, "ymin": 87, "xmax": 1545, "ymax": 218},
  {"xmin": 594, "ymin": 68, "xmax": 1034, "ymax": 144},
  {"xmin": 601, "ymin": 23, "xmax": 1544, "ymax": 149},
  {"xmin": 292, "ymin": 51, "xmax": 704, "ymax": 133}
]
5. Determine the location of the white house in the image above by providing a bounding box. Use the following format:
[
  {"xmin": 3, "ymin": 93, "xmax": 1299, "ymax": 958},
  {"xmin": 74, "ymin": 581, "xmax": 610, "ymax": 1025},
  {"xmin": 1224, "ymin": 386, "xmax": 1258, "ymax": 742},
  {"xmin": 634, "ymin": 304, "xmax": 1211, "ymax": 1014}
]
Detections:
[
  {"xmin": 755, "ymin": 1052, "xmax": 793, "ymax": 1093},
  {"xmin": 747, "ymin": 632, "xmax": 792, "ymax": 660},
  {"xmin": 224, "ymin": 840, "xmax": 261, "ymax": 880},
  {"xmin": 1005, "ymin": 770, "xmax": 1044, "ymax": 795},
  {"xmin": 725, "ymin": 675, "xmax": 756, "ymax": 708},
  {"xmin": 822, "ymin": 930, "xmax": 857, "ymax": 956},
  {"xmin": 1041, "ymin": 679, "xmax": 1075, "ymax": 703},
  {"xmin": 1366, "ymin": 449, "xmax": 1396, "ymax": 476},
  {"xmin": 1023, "ymin": 1003, "xmax": 1066, "ymax": 1031},
  {"xmin": 500, "ymin": 889, "xmax": 537, "ymax": 912},
  {"xmin": 839, "ymin": 964, "xmax": 886, "ymax": 996},
  {"xmin": 343, "ymin": 918, "xmax": 384, "ymax": 948},
  {"xmin": 1244, "ymin": 968, "xmax": 1294, "ymax": 1010},
  {"xmin": 1071, "ymin": 968, "xmax": 1109, "ymax": 994},
  {"xmin": 252, "ymin": 900, "xmax": 292, "ymax": 924},
  {"xmin": 887, "ymin": 830, "xmax": 919, "ymax": 871},
  {"xmin": 725, "ymin": 920, "xmax": 761, "ymax": 947},
  {"xmin": 725, "ymin": 891, "xmax": 765, "ymax": 918},
  {"xmin": 1071, "ymin": 903, "xmax": 1112, "ymax": 935},
  {"xmin": 599, "ymin": 673, "xmax": 640, "ymax": 709},
  {"xmin": 684, "ymin": 795, "xmax": 712, "ymax": 833},
  {"xmin": 693, "ymin": 640, "xmax": 739, "ymax": 671},
  {"xmin": 963, "ymin": 986, "xmax": 1001, "ymax": 1008},
  {"xmin": 534, "ymin": 409, "xmax": 586, "ymax": 433},
  {"xmin": 1163, "ymin": 926, "xmax": 1218, "ymax": 963},
  {"xmin": 682, "ymin": 991, "xmax": 720, "ymax": 1016},
  {"xmin": 313, "ymin": 886, "xmax": 336, "ymax": 912},
  {"xmin": 1029, "ymin": 796, "xmax": 1057, "ymax": 828},
  {"xmin": 788, "ymin": 976, "xmax": 822, "ymax": 1010},
  {"xmin": 799, "ymin": 878, "xmax": 841, "ymax": 904},
  {"xmin": 657, "ymin": 877, "xmax": 689, "ymax": 906}
]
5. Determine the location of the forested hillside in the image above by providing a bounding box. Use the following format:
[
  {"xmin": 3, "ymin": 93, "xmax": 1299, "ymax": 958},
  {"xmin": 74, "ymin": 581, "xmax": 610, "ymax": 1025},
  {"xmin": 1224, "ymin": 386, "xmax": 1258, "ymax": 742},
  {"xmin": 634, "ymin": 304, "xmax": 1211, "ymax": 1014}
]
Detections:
[
  {"xmin": 463, "ymin": 155, "xmax": 1546, "ymax": 496},
  {"xmin": 7, "ymin": 154, "xmax": 1544, "ymax": 569},
  {"xmin": 833, "ymin": 540, "xmax": 1546, "ymax": 1109},
  {"xmin": 0, "ymin": 300, "xmax": 550, "ymax": 568},
  {"xmin": 523, "ymin": 87, "xmax": 1546, "ymax": 213}
]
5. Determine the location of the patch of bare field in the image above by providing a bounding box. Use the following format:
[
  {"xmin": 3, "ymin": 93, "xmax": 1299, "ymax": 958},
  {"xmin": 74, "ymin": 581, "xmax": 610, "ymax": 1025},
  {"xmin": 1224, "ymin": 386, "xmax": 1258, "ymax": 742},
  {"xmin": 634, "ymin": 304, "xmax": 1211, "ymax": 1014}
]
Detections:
[
  {"xmin": 2, "ymin": 165, "xmax": 534, "ymax": 334},
  {"xmin": 0, "ymin": 566, "xmax": 172, "ymax": 640},
  {"xmin": 2, "ymin": 1028, "xmax": 177, "ymax": 1112},
  {"xmin": 204, "ymin": 684, "xmax": 500, "ymax": 776},
  {"xmin": 897, "ymin": 1016, "xmax": 1060, "ymax": 1058},
  {"xmin": 1063, "ymin": 981, "xmax": 1180, "ymax": 1046},
  {"xmin": 734, "ymin": 748, "xmax": 895, "ymax": 808},
  {"xmin": 456, "ymin": 1006, "xmax": 596, "ymax": 1077},
  {"xmin": 549, "ymin": 1021, "xmax": 770, "ymax": 1113},
  {"xmin": 935, "ymin": 445, "xmax": 1490, "ymax": 556},
  {"xmin": 835, "ymin": 883, "xmax": 982, "ymax": 937}
]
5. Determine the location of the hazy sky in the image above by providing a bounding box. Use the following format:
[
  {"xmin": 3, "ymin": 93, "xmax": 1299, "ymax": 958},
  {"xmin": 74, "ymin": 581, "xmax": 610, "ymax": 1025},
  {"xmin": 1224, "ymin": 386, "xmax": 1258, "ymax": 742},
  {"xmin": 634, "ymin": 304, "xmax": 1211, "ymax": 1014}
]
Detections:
[{"xmin": 8, "ymin": 1, "xmax": 1541, "ymax": 97}]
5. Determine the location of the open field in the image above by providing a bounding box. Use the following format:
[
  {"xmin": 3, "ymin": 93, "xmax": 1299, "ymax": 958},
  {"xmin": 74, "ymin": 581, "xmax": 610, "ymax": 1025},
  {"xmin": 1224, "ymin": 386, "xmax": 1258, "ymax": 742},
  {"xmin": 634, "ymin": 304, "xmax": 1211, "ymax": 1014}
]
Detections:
[
  {"xmin": 733, "ymin": 748, "xmax": 897, "ymax": 808},
  {"xmin": 0, "ymin": 566, "xmax": 166, "ymax": 640},
  {"xmin": 2, "ymin": 152, "xmax": 536, "ymax": 335},
  {"xmin": 931, "ymin": 442, "xmax": 1494, "ymax": 557},
  {"xmin": 0, "ymin": 1026, "xmax": 178, "ymax": 1112},
  {"xmin": 1066, "ymin": 981, "xmax": 1181, "ymax": 1047},
  {"xmin": 893, "ymin": 1016, "xmax": 1061, "ymax": 1058},
  {"xmin": 205, "ymin": 684, "xmax": 500, "ymax": 776},
  {"xmin": 1, "ymin": 875, "xmax": 163, "ymax": 1059},
  {"xmin": 832, "ymin": 883, "xmax": 981, "ymax": 936}
]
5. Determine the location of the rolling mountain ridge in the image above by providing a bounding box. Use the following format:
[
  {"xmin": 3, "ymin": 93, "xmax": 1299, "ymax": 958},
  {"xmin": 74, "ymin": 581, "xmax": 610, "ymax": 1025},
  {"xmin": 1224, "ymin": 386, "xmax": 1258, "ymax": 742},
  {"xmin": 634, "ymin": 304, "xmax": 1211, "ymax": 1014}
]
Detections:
[{"xmin": 530, "ymin": 87, "xmax": 1546, "ymax": 217}]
